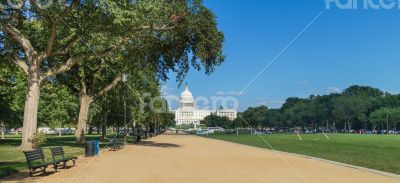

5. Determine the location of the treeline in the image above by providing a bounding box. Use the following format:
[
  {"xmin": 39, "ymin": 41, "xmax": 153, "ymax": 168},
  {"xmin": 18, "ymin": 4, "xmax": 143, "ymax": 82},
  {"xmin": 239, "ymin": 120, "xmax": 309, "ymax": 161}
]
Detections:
[
  {"xmin": 0, "ymin": 60, "xmax": 176, "ymax": 138},
  {"xmin": 0, "ymin": 1, "xmax": 224, "ymax": 149},
  {"xmin": 204, "ymin": 85, "xmax": 400, "ymax": 132}
]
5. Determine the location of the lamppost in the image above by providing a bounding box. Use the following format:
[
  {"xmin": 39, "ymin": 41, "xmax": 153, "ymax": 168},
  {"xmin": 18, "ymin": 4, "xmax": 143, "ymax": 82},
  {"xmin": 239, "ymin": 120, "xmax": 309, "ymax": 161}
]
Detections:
[{"xmin": 122, "ymin": 73, "xmax": 128, "ymax": 145}]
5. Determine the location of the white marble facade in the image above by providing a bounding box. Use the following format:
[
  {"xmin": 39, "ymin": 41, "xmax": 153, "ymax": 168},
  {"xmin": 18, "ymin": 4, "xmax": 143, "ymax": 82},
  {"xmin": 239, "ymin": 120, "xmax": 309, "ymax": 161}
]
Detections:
[{"xmin": 174, "ymin": 84, "xmax": 237, "ymax": 126}]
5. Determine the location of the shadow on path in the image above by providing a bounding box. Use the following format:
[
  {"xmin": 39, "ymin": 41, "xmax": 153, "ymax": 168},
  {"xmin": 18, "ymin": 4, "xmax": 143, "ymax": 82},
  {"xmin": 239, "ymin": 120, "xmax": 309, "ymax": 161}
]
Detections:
[{"xmin": 135, "ymin": 141, "xmax": 181, "ymax": 148}]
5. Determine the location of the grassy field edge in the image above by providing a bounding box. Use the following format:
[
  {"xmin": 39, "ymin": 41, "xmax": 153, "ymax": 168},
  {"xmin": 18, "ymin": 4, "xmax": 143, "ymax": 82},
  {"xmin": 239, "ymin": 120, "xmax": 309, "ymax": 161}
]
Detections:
[{"xmin": 204, "ymin": 134, "xmax": 400, "ymax": 175}]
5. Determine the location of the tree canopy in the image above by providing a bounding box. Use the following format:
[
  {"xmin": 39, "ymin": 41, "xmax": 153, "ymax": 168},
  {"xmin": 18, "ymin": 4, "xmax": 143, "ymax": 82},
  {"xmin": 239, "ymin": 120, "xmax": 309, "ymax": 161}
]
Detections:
[
  {"xmin": 237, "ymin": 85, "xmax": 400, "ymax": 133},
  {"xmin": 1, "ymin": 0, "xmax": 225, "ymax": 149}
]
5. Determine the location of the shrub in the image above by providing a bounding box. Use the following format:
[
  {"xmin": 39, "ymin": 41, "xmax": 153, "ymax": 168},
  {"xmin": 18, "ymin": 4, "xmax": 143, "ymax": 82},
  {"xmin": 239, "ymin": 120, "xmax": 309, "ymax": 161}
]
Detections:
[{"xmin": 29, "ymin": 133, "xmax": 47, "ymax": 149}]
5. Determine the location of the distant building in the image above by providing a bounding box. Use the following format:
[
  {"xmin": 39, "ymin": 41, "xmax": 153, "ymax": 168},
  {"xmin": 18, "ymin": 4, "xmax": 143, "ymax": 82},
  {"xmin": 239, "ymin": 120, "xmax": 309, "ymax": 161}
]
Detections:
[{"xmin": 174, "ymin": 84, "xmax": 237, "ymax": 126}]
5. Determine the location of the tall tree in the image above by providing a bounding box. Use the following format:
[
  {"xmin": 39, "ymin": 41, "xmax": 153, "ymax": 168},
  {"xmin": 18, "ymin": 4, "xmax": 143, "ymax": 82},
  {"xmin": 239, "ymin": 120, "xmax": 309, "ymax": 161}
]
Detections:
[
  {"xmin": 74, "ymin": 61, "xmax": 122, "ymax": 143},
  {"xmin": 201, "ymin": 114, "xmax": 232, "ymax": 129},
  {"xmin": 38, "ymin": 82, "xmax": 78, "ymax": 136},
  {"xmin": 0, "ymin": 62, "xmax": 25, "ymax": 138},
  {"xmin": 333, "ymin": 96, "xmax": 367, "ymax": 132},
  {"xmin": 343, "ymin": 85, "xmax": 384, "ymax": 98},
  {"xmin": 369, "ymin": 108, "xmax": 391, "ymax": 131},
  {"xmin": 1, "ymin": 0, "xmax": 224, "ymax": 149},
  {"xmin": 265, "ymin": 109, "xmax": 282, "ymax": 128},
  {"xmin": 390, "ymin": 107, "xmax": 400, "ymax": 131},
  {"xmin": 315, "ymin": 94, "xmax": 339, "ymax": 129}
]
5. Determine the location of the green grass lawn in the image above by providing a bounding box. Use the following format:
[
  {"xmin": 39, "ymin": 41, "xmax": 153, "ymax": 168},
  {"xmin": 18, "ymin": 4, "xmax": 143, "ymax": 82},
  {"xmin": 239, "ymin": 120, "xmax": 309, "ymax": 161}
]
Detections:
[
  {"xmin": 206, "ymin": 133, "xmax": 400, "ymax": 175},
  {"xmin": 0, "ymin": 134, "xmax": 127, "ymax": 178}
]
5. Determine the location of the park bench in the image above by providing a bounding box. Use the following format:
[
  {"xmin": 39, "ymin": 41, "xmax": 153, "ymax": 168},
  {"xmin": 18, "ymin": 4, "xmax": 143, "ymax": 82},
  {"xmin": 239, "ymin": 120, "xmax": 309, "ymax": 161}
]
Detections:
[
  {"xmin": 109, "ymin": 138, "xmax": 124, "ymax": 151},
  {"xmin": 23, "ymin": 149, "xmax": 52, "ymax": 177},
  {"xmin": 50, "ymin": 147, "xmax": 77, "ymax": 171}
]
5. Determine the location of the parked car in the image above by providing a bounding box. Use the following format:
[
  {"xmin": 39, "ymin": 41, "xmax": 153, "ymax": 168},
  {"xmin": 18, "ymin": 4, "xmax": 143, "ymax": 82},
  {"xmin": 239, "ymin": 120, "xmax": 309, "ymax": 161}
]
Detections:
[
  {"xmin": 207, "ymin": 127, "xmax": 224, "ymax": 133},
  {"xmin": 61, "ymin": 128, "xmax": 75, "ymax": 134},
  {"xmin": 1, "ymin": 128, "xmax": 10, "ymax": 134},
  {"xmin": 196, "ymin": 130, "xmax": 209, "ymax": 135},
  {"xmin": 38, "ymin": 127, "xmax": 56, "ymax": 134},
  {"xmin": 365, "ymin": 130, "xmax": 375, "ymax": 134},
  {"xmin": 304, "ymin": 130, "xmax": 316, "ymax": 134}
]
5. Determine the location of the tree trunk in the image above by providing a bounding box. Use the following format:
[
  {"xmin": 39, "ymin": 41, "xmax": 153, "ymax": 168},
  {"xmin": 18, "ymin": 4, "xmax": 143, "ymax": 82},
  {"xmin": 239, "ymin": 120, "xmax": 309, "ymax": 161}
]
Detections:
[
  {"xmin": 386, "ymin": 115, "xmax": 389, "ymax": 134},
  {"xmin": 21, "ymin": 69, "xmax": 41, "ymax": 150},
  {"xmin": 364, "ymin": 121, "xmax": 367, "ymax": 130},
  {"xmin": 133, "ymin": 124, "xmax": 136, "ymax": 140},
  {"xmin": 101, "ymin": 112, "xmax": 107, "ymax": 140},
  {"xmin": 88, "ymin": 125, "xmax": 93, "ymax": 135},
  {"xmin": 154, "ymin": 122, "xmax": 157, "ymax": 134},
  {"xmin": 333, "ymin": 121, "xmax": 336, "ymax": 132},
  {"xmin": 135, "ymin": 123, "xmax": 141, "ymax": 143},
  {"xmin": 346, "ymin": 116, "xmax": 352, "ymax": 133},
  {"xmin": 300, "ymin": 122, "xmax": 303, "ymax": 131},
  {"xmin": 311, "ymin": 121, "xmax": 314, "ymax": 131},
  {"xmin": 96, "ymin": 124, "xmax": 100, "ymax": 134},
  {"xmin": 58, "ymin": 126, "xmax": 62, "ymax": 137},
  {"xmin": 348, "ymin": 121, "xmax": 352, "ymax": 133},
  {"xmin": 134, "ymin": 122, "xmax": 136, "ymax": 134},
  {"xmin": 75, "ymin": 94, "xmax": 93, "ymax": 143},
  {"xmin": 1, "ymin": 122, "xmax": 5, "ymax": 139},
  {"xmin": 145, "ymin": 124, "xmax": 149, "ymax": 138}
]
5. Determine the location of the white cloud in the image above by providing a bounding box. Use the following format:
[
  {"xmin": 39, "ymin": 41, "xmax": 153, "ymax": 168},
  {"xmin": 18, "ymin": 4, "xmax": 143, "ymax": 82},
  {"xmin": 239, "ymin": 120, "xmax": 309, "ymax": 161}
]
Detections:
[
  {"xmin": 326, "ymin": 86, "xmax": 341, "ymax": 93},
  {"xmin": 242, "ymin": 98, "xmax": 285, "ymax": 109},
  {"xmin": 308, "ymin": 89, "xmax": 317, "ymax": 94},
  {"xmin": 215, "ymin": 91, "xmax": 243, "ymax": 96},
  {"xmin": 216, "ymin": 91, "xmax": 225, "ymax": 96},
  {"xmin": 299, "ymin": 80, "xmax": 309, "ymax": 85}
]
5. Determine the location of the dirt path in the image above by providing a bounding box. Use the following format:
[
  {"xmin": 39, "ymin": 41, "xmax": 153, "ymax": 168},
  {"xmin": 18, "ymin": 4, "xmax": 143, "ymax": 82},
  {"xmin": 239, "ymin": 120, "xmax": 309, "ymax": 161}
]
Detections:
[{"xmin": 4, "ymin": 133, "xmax": 400, "ymax": 183}]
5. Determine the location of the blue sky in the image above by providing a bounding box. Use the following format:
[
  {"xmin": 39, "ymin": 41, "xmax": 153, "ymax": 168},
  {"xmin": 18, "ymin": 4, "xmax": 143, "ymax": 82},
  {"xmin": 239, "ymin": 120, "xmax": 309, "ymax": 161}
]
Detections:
[{"xmin": 163, "ymin": 0, "xmax": 400, "ymax": 111}]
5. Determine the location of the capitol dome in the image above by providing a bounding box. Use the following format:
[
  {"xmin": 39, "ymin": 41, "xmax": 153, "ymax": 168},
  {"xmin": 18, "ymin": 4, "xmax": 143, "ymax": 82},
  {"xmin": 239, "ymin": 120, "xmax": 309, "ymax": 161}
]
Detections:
[
  {"xmin": 180, "ymin": 84, "xmax": 193, "ymax": 101},
  {"xmin": 179, "ymin": 84, "xmax": 194, "ymax": 109},
  {"xmin": 174, "ymin": 83, "xmax": 237, "ymax": 126}
]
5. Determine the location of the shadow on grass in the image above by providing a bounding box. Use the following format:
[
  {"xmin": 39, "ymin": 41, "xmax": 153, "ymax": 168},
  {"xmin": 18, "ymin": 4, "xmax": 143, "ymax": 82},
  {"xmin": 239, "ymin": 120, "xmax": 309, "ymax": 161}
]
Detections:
[
  {"xmin": 135, "ymin": 141, "xmax": 181, "ymax": 148},
  {"xmin": 0, "ymin": 162, "xmax": 26, "ymax": 178},
  {"xmin": 0, "ymin": 138, "xmax": 21, "ymax": 146},
  {"xmin": 44, "ymin": 135, "xmax": 107, "ymax": 148}
]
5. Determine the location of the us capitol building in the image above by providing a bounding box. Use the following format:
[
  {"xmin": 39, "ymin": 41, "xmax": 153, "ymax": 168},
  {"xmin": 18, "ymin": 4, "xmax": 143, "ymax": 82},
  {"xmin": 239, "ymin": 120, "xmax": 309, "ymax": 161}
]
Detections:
[{"xmin": 174, "ymin": 84, "xmax": 237, "ymax": 126}]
